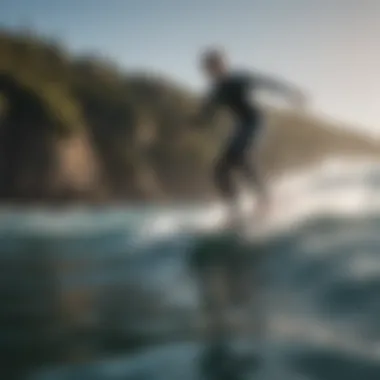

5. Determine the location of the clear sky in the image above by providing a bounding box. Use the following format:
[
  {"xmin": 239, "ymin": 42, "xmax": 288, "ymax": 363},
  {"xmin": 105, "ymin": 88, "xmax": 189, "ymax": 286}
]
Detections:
[{"xmin": 0, "ymin": 0, "xmax": 379, "ymax": 135}]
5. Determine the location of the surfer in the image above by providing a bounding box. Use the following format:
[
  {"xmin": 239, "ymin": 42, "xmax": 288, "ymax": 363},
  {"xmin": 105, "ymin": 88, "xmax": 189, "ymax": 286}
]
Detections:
[{"xmin": 194, "ymin": 48, "xmax": 308, "ymax": 218}]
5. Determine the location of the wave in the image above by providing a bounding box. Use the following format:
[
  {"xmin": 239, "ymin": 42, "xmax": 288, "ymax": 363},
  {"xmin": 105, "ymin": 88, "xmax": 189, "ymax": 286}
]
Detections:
[{"xmin": 7, "ymin": 157, "xmax": 380, "ymax": 379}]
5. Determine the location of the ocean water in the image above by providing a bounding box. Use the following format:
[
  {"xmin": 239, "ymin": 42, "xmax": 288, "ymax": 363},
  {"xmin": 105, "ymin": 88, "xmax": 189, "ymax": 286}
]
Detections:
[{"xmin": 3, "ymin": 158, "xmax": 380, "ymax": 379}]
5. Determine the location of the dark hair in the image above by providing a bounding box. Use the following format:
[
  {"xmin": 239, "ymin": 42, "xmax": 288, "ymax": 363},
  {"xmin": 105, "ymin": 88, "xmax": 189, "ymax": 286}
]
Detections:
[{"xmin": 200, "ymin": 48, "xmax": 225, "ymax": 68}]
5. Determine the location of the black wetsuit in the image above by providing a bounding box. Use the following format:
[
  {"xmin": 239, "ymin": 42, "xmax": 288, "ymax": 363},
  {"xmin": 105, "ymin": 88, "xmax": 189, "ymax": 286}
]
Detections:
[{"xmin": 201, "ymin": 71, "xmax": 265, "ymax": 200}]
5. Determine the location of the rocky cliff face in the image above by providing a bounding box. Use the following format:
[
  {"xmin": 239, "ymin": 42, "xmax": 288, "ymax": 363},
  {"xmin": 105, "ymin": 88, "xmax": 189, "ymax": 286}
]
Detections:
[
  {"xmin": 54, "ymin": 131, "xmax": 102, "ymax": 201},
  {"xmin": 0, "ymin": 73, "xmax": 100, "ymax": 203},
  {"xmin": 0, "ymin": 31, "xmax": 378, "ymax": 204}
]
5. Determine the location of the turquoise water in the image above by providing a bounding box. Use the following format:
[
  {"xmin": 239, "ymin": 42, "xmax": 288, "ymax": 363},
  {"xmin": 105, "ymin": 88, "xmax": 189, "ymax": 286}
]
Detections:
[{"xmin": 3, "ymin": 159, "xmax": 380, "ymax": 379}]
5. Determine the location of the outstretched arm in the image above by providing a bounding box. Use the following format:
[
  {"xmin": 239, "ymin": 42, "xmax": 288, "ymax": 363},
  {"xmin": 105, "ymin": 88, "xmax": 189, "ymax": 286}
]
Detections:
[{"xmin": 254, "ymin": 72, "xmax": 308, "ymax": 108}]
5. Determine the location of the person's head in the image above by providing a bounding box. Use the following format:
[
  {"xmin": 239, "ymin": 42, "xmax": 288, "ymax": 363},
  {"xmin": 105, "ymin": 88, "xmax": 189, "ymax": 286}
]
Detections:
[{"xmin": 200, "ymin": 48, "xmax": 228, "ymax": 79}]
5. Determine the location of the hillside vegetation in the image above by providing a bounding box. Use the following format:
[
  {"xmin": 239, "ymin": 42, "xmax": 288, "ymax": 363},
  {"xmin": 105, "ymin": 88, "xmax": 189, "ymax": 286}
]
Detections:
[{"xmin": 0, "ymin": 30, "xmax": 378, "ymax": 203}]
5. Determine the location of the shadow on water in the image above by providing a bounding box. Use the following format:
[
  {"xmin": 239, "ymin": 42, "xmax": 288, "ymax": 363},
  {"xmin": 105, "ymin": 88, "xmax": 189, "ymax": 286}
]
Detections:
[{"xmin": 188, "ymin": 230, "xmax": 266, "ymax": 379}]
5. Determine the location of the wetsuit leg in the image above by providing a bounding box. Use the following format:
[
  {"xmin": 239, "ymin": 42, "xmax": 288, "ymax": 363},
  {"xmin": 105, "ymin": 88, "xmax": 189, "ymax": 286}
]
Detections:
[
  {"xmin": 237, "ymin": 121, "xmax": 267, "ymax": 197},
  {"xmin": 239, "ymin": 142, "xmax": 266, "ymax": 197},
  {"xmin": 214, "ymin": 150, "xmax": 236, "ymax": 200},
  {"xmin": 214, "ymin": 125, "xmax": 253, "ymax": 200},
  {"xmin": 214, "ymin": 122, "xmax": 266, "ymax": 200}
]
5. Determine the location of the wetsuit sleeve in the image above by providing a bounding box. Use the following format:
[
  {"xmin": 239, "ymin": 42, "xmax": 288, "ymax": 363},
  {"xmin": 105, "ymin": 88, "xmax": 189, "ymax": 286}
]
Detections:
[
  {"xmin": 253, "ymin": 72, "xmax": 302, "ymax": 98},
  {"xmin": 236, "ymin": 71, "xmax": 256, "ymax": 89}
]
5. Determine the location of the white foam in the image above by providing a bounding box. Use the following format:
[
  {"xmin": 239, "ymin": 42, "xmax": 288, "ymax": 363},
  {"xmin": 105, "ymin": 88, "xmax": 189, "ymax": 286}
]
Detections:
[{"xmin": 1, "ymin": 157, "xmax": 380, "ymax": 242}]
